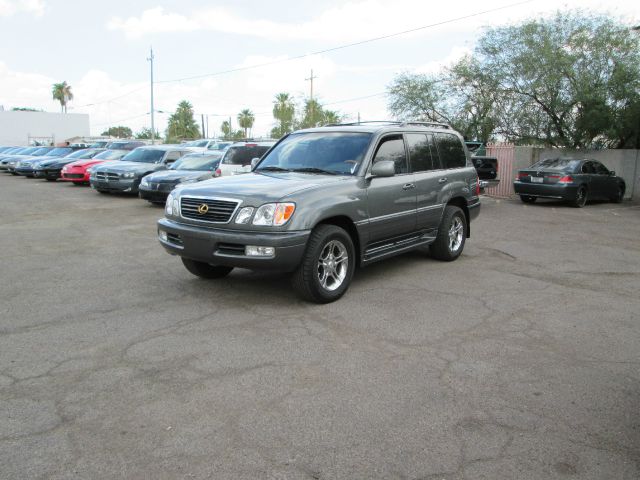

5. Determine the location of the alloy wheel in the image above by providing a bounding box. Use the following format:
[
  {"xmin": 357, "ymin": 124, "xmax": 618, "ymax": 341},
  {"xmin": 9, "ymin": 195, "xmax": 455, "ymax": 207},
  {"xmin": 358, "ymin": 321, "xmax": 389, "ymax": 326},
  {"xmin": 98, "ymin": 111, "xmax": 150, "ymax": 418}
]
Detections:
[{"xmin": 317, "ymin": 240, "xmax": 348, "ymax": 291}]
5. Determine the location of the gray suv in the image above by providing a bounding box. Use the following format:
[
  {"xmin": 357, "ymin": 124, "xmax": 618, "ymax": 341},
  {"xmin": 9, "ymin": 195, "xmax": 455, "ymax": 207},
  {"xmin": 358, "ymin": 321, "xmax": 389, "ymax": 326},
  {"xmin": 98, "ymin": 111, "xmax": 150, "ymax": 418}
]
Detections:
[{"xmin": 158, "ymin": 122, "xmax": 481, "ymax": 303}]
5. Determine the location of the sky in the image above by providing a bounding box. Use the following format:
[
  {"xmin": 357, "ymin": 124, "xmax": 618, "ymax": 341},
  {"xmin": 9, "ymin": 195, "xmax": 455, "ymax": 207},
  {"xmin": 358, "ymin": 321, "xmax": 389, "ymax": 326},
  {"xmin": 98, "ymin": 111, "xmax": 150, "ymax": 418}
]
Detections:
[{"xmin": 0, "ymin": 0, "xmax": 639, "ymax": 138}]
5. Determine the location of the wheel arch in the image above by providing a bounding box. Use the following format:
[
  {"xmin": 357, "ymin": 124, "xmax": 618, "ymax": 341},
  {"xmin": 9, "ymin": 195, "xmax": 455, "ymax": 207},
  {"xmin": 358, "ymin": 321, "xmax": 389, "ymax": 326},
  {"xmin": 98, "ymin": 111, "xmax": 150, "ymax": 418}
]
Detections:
[
  {"xmin": 315, "ymin": 215, "xmax": 361, "ymax": 267},
  {"xmin": 446, "ymin": 196, "xmax": 470, "ymax": 238}
]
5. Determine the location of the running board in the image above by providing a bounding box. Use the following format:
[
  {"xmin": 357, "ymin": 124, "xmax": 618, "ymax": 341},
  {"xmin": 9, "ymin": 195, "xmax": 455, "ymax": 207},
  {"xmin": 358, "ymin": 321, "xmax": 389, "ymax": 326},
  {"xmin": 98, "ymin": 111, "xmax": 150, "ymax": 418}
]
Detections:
[{"xmin": 362, "ymin": 233, "xmax": 435, "ymax": 264}]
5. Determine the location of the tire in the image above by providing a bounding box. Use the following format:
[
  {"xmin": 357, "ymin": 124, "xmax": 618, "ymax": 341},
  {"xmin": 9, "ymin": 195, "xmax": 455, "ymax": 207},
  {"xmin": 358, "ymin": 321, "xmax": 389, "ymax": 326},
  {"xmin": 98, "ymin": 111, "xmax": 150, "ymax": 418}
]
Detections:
[
  {"xmin": 430, "ymin": 205, "xmax": 467, "ymax": 262},
  {"xmin": 96, "ymin": 189, "xmax": 109, "ymax": 194},
  {"xmin": 291, "ymin": 224, "xmax": 355, "ymax": 304},
  {"xmin": 520, "ymin": 195, "xmax": 536, "ymax": 204},
  {"xmin": 181, "ymin": 258, "xmax": 233, "ymax": 279},
  {"xmin": 45, "ymin": 178, "xmax": 56, "ymax": 182},
  {"xmin": 570, "ymin": 185, "xmax": 587, "ymax": 208},
  {"xmin": 612, "ymin": 184, "xmax": 625, "ymax": 203}
]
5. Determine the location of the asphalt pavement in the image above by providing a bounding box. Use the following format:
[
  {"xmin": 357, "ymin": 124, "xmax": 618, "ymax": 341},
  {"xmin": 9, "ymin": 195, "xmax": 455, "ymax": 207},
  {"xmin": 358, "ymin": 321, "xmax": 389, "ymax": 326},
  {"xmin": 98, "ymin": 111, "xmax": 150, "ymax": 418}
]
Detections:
[{"xmin": 1, "ymin": 173, "xmax": 639, "ymax": 479}]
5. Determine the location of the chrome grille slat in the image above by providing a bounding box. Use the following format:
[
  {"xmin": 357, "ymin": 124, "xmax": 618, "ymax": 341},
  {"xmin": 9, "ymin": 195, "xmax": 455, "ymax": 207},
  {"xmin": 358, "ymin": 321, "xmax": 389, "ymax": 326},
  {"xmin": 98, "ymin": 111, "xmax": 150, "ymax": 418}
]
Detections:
[{"xmin": 180, "ymin": 197, "xmax": 239, "ymax": 223}]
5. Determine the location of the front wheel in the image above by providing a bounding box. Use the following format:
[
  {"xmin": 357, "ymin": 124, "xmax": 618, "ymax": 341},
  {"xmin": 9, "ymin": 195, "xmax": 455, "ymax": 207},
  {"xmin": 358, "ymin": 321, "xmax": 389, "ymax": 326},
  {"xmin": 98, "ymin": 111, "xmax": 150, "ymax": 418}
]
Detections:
[
  {"xmin": 181, "ymin": 258, "xmax": 233, "ymax": 279},
  {"xmin": 292, "ymin": 224, "xmax": 355, "ymax": 303},
  {"xmin": 520, "ymin": 195, "xmax": 536, "ymax": 204},
  {"xmin": 45, "ymin": 178, "xmax": 56, "ymax": 182},
  {"xmin": 612, "ymin": 184, "xmax": 625, "ymax": 203},
  {"xmin": 430, "ymin": 205, "xmax": 467, "ymax": 261},
  {"xmin": 571, "ymin": 186, "xmax": 587, "ymax": 208}
]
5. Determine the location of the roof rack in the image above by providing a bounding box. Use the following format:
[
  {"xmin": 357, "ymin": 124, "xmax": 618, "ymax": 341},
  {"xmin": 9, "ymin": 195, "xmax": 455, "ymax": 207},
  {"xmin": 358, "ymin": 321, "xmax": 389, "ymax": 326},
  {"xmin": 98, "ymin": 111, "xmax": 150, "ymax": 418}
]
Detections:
[
  {"xmin": 322, "ymin": 120, "xmax": 451, "ymax": 129},
  {"xmin": 400, "ymin": 121, "xmax": 451, "ymax": 129}
]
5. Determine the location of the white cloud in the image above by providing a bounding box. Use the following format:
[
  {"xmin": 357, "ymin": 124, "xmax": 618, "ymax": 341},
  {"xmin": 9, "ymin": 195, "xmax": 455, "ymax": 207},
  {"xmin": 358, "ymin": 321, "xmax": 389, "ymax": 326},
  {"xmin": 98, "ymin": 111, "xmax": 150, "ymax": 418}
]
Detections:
[
  {"xmin": 414, "ymin": 46, "xmax": 472, "ymax": 75},
  {"xmin": 0, "ymin": 0, "xmax": 45, "ymax": 17},
  {"xmin": 107, "ymin": 0, "xmax": 640, "ymax": 41}
]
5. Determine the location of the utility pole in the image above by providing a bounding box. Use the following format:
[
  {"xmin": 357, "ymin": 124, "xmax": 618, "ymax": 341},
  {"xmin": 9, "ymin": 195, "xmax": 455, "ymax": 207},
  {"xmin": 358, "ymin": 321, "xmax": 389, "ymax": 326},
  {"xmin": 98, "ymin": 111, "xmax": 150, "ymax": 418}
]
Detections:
[
  {"xmin": 147, "ymin": 47, "xmax": 155, "ymax": 144},
  {"xmin": 201, "ymin": 114, "xmax": 205, "ymax": 139},
  {"xmin": 305, "ymin": 69, "xmax": 318, "ymax": 125}
]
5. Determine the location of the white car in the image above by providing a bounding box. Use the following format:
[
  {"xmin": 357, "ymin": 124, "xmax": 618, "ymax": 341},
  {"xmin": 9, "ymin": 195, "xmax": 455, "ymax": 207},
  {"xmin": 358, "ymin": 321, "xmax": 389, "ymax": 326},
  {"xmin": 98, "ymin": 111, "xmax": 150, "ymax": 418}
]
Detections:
[
  {"xmin": 216, "ymin": 140, "xmax": 276, "ymax": 177},
  {"xmin": 181, "ymin": 139, "xmax": 233, "ymax": 153}
]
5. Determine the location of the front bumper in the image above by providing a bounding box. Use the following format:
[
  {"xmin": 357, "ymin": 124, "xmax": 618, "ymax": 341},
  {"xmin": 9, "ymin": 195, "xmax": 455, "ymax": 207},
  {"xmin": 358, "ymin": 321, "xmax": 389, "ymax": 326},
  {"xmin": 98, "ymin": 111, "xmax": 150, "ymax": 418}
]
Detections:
[
  {"xmin": 61, "ymin": 171, "xmax": 88, "ymax": 182},
  {"xmin": 139, "ymin": 183, "xmax": 176, "ymax": 202},
  {"xmin": 14, "ymin": 167, "xmax": 35, "ymax": 176},
  {"xmin": 90, "ymin": 177, "xmax": 138, "ymax": 193},
  {"xmin": 513, "ymin": 181, "xmax": 578, "ymax": 200},
  {"xmin": 157, "ymin": 217, "xmax": 310, "ymax": 272}
]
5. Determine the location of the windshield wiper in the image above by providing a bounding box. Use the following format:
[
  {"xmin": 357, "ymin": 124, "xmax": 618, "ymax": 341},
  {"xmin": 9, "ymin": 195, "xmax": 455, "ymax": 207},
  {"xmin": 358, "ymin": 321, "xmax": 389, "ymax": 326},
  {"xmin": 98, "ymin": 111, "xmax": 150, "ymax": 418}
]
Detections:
[
  {"xmin": 257, "ymin": 166, "xmax": 292, "ymax": 172},
  {"xmin": 291, "ymin": 167, "xmax": 338, "ymax": 175}
]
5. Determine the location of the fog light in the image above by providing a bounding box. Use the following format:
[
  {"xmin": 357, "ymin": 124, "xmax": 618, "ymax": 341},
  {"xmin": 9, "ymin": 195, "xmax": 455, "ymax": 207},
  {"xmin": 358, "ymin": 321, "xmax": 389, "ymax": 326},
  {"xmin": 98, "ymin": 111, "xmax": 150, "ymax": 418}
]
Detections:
[
  {"xmin": 245, "ymin": 245, "xmax": 275, "ymax": 257},
  {"xmin": 159, "ymin": 230, "xmax": 168, "ymax": 242}
]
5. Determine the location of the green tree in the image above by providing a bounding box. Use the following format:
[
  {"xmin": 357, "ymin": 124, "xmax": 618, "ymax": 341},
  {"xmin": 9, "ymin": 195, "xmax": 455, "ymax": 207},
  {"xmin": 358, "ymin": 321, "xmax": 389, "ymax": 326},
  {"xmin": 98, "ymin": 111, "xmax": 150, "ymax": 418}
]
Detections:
[
  {"xmin": 135, "ymin": 127, "xmax": 159, "ymax": 139},
  {"xmin": 271, "ymin": 93, "xmax": 295, "ymax": 138},
  {"xmin": 321, "ymin": 109, "xmax": 342, "ymax": 125},
  {"xmin": 220, "ymin": 120, "xmax": 232, "ymax": 140},
  {"xmin": 298, "ymin": 99, "xmax": 324, "ymax": 129},
  {"xmin": 51, "ymin": 81, "xmax": 73, "ymax": 113},
  {"xmin": 165, "ymin": 100, "xmax": 200, "ymax": 142},
  {"xmin": 101, "ymin": 126, "xmax": 133, "ymax": 138},
  {"xmin": 237, "ymin": 109, "xmax": 255, "ymax": 138}
]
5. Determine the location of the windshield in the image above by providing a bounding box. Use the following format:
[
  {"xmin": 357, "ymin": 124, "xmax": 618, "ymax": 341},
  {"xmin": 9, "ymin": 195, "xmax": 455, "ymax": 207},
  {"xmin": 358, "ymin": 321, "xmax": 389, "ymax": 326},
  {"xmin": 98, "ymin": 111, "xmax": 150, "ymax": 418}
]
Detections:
[
  {"xmin": 45, "ymin": 147, "xmax": 73, "ymax": 157},
  {"xmin": 183, "ymin": 140, "xmax": 208, "ymax": 147},
  {"xmin": 17, "ymin": 147, "xmax": 40, "ymax": 155},
  {"xmin": 169, "ymin": 154, "xmax": 221, "ymax": 171},
  {"xmin": 94, "ymin": 149, "xmax": 127, "ymax": 160},
  {"xmin": 89, "ymin": 141, "xmax": 109, "ymax": 148},
  {"xmin": 257, "ymin": 133, "xmax": 372, "ymax": 175},
  {"xmin": 207, "ymin": 142, "xmax": 232, "ymax": 151},
  {"xmin": 30, "ymin": 147, "xmax": 53, "ymax": 156},
  {"xmin": 66, "ymin": 149, "xmax": 101, "ymax": 159},
  {"xmin": 531, "ymin": 158, "xmax": 581, "ymax": 172},
  {"xmin": 122, "ymin": 148, "xmax": 165, "ymax": 163}
]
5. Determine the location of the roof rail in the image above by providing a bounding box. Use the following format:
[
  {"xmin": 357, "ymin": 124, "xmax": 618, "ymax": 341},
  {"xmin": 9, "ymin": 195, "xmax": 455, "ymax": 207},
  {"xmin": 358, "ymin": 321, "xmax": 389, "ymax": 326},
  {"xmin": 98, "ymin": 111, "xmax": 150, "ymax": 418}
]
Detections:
[
  {"xmin": 400, "ymin": 121, "xmax": 451, "ymax": 129},
  {"xmin": 323, "ymin": 120, "xmax": 402, "ymax": 127}
]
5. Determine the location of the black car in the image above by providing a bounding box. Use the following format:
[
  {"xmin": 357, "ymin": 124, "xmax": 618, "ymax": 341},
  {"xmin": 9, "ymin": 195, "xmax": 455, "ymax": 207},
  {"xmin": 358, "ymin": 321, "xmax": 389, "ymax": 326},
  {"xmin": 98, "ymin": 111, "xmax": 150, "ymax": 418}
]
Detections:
[
  {"xmin": 514, "ymin": 157, "xmax": 625, "ymax": 207},
  {"xmin": 33, "ymin": 148, "xmax": 105, "ymax": 181},
  {"xmin": 12, "ymin": 147, "xmax": 74, "ymax": 176},
  {"xmin": 139, "ymin": 152, "xmax": 222, "ymax": 204}
]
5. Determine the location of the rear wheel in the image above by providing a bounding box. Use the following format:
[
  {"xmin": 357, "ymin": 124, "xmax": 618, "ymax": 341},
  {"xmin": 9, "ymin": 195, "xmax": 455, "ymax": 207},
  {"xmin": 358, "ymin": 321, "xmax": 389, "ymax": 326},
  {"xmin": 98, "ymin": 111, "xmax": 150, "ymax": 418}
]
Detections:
[
  {"xmin": 430, "ymin": 205, "xmax": 466, "ymax": 261},
  {"xmin": 45, "ymin": 178, "xmax": 56, "ymax": 182},
  {"xmin": 181, "ymin": 258, "xmax": 233, "ymax": 279},
  {"xmin": 520, "ymin": 195, "xmax": 536, "ymax": 204},
  {"xmin": 292, "ymin": 224, "xmax": 355, "ymax": 303},
  {"xmin": 571, "ymin": 186, "xmax": 587, "ymax": 208}
]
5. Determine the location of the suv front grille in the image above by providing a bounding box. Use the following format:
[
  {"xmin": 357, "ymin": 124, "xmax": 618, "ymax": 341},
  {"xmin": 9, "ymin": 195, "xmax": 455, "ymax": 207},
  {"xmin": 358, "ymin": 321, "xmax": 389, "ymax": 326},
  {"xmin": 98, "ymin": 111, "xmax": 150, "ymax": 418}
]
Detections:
[
  {"xmin": 95, "ymin": 172, "xmax": 120, "ymax": 181},
  {"xmin": 180, "ymin": 197, "xmax": 239, "ymax": 223}
]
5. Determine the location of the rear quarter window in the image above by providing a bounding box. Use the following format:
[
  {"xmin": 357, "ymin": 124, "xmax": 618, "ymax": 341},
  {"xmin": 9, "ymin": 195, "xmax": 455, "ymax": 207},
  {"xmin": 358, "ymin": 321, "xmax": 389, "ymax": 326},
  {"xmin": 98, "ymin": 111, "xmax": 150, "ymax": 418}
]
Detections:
[{"xmin": 435, "ymin": 133, "xmax": 466, "ymax": 169}]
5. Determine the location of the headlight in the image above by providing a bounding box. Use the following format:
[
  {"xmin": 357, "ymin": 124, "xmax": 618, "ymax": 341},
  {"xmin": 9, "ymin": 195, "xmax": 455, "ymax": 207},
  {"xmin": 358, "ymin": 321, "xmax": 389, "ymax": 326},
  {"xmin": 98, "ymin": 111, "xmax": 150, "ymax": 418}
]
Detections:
[
  {"xmin": 165, "ymin": 193, "xmax": 175, "ymax": 215},
  {"xmin": 140, "ymin": 177, "xmax": 149, "ymax": 187},
  {"xmin": 252, "ymin": 203, "xmax": 295, "ymax": 226},
  {"xmin": 235, "ymin": 207, "xmax": 254, "ymax": 224},
  {"xmin": 122, "ymin": 172, "xmax": 136, "ymax": 178}
]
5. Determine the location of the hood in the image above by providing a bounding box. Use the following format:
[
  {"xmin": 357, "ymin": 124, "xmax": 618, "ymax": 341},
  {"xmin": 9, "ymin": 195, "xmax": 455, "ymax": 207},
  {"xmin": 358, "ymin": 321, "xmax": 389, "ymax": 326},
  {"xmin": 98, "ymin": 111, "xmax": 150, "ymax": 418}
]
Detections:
[
  {"xmin": 66, "ymin": 158, "xmax": 112, "ymax": 169},
  {"xmin": 175, "ymin": 171, "xmax": 350, "ymax": 205},
  {"xmin": 145, "ymin": 170, "xmax": 211, "ymax": 183},
  {"xmin": 94, "ymin": 161, "xmax": 164, "ymax": 174},
  {"xmin": 38, "ymin": 156, "xmax": 71, "ymax": 167}
]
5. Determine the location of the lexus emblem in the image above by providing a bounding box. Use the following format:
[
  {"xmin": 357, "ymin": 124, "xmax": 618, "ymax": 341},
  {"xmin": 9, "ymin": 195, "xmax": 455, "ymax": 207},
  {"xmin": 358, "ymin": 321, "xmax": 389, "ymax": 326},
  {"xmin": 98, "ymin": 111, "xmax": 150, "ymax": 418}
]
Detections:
[{"xmin": 197, "ymin": 203, "xmax": 209, "ymax": 214}]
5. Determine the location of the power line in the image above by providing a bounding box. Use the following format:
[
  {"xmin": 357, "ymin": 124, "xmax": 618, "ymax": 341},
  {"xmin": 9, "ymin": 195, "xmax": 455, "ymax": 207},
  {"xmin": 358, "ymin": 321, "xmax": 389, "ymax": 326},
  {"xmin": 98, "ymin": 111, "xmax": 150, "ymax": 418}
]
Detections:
[{"xmin": 155, "ymin": 0, "xmax": 533, "ymax": 85}]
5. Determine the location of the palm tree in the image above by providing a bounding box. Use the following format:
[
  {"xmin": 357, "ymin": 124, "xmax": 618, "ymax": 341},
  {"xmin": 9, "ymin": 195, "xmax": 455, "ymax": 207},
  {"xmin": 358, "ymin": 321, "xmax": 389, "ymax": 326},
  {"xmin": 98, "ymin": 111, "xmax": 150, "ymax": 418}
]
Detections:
[
  {"xmin": 272, "ymin": 93, "xmax": 295, "ymax": 137},
  {"xmin": 237, "ymin": 109, "xmax": 255, "ymax": 138},
  {"xmin": 52, "ymin": 81, "xmax": 73, "ymax": 113},
  {"xmin": 220, "ymin": 120, "xmax": 231, "ymax": 139}
]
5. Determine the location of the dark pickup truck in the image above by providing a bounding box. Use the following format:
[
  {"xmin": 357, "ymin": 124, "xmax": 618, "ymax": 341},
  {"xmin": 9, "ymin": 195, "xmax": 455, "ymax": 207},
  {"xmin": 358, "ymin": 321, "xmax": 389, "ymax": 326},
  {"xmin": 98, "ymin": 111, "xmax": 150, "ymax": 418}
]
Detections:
[{"xmin": 465, "ymin": 142, "xmax": 498, "ymax": 181}]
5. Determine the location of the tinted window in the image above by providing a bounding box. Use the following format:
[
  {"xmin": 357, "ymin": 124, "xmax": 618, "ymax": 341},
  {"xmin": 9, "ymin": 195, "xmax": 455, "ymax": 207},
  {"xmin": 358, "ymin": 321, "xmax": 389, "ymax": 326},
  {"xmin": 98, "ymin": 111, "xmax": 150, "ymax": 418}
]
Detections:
[
  {"xmin": 45, "ymin": 147, "xmax": 73, "ymax": 157},
  {"xmin": 65, "ymin": 149, "xmax": 101, "ymax": 159},
  {"xmin": 373, "ymin": 136, "xmax": 407, "ymax": 174},
  {"xmin": 435, "ymin": 134, "xmax": 466, "ymax": 169},
  {"xmin": 170, "ymin": 154, "xmax": 221, "ymax": 171},
  {"xmin": 208, "ymin": 142, "xmax": 232, "ymax": 151},
  {"xmin": 532, "ymin": 158, "xmax": 581, "ymax": 172},
  {"xmin": 224, "ymin": 146, "xmax": 272, "ymax": 166},
  {"xmin": 93, "ymin": 149, "xmax": 128, "ymax": 160},
  {"xmin": 581, "ymin": 162, "xmax": 596, "ymax": 174},
  {"xmin": 594, "ymin": 162, "xmax": 609, "ymax": 175},
  {"xmin": 406, "ymin": 133, "xmax": 437, "ymax": 172},
  {"xmin": 122, "ymin": 148, "xmax": 166, "ymax": 163}
]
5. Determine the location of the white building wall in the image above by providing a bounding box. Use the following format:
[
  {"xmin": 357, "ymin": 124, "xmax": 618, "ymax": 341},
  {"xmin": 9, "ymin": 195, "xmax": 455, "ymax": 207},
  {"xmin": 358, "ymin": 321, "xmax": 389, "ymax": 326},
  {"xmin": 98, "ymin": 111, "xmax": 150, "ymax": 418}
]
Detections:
[{"xmin": 0, "ymin": 111, "xmax": 90, "ymax": 146}]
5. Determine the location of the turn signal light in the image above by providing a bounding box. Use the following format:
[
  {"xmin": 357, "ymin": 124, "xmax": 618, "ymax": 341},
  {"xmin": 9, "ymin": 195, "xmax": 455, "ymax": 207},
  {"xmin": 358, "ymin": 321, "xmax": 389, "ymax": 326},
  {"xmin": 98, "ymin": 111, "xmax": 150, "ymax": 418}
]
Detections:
[
  {"xmin": 558, "ymin": 175, "xmax": 573, "ymax": 184},
  {"xmin": 475, "ymin": 176, "xmax": 480, "ymax": 196},
  {"xmin": 214, "ymin": 168, "xmax": 221, "ymax": 177}
]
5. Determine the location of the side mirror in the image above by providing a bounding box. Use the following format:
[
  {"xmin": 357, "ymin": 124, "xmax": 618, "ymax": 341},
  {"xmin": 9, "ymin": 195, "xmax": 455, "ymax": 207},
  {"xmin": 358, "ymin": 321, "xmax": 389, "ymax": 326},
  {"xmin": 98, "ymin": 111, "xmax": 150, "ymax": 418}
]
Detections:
[
  {"xmin": 370, "ymin": 160, "xmax": 395, "ymax": 177},
  {"xmin": 610, "ymin": 170, "xmax": 616, "ymax": 176},
  {"xmin": 250, "ymin": 157, "xmax": 260, "ymax": 170}
]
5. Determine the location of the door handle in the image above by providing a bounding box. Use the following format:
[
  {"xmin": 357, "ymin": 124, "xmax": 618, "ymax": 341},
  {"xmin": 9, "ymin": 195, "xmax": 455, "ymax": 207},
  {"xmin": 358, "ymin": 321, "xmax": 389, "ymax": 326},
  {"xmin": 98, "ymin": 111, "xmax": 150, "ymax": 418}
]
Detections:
[
  {"xmin": 402, "ymin": 183, "xmax": 415, "ymax": 190},
  {"xmin": 438, "ymin": 177, "xmax": 448, "ymax": 184}
]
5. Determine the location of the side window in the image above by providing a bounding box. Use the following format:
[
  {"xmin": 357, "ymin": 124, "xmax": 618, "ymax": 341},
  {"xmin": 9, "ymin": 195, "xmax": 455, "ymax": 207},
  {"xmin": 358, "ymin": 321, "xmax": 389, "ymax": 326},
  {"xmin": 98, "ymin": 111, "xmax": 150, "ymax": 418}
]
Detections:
[
  {"xmin": 406, "ymin": 133, "xmax": 437, "ymax": 172},
  {"xmin": 594, "ymin": 162, "xmax": 609, "ymax": 175},
  {"xmin": 581, "ymin": 162, "xmax": 595, "ymax": 174},
  {"xmin": 165, "ymin": 151, "xmax": 182, "ymax": 163},
  {"xmin": 435, "ymin": 133, "xmax": 466, "ymax": 169},
  {"xmin": 372, "ymin": 135, "xmax": 407, "ymax": 174}
]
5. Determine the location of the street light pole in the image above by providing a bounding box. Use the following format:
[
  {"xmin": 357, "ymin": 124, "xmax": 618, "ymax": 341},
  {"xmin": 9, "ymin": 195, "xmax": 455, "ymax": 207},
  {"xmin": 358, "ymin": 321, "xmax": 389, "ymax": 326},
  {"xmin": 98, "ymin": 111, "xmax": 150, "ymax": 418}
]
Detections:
[{"xmin": 147, "ymin": 47, "xmax": 155, "ymax": 144}]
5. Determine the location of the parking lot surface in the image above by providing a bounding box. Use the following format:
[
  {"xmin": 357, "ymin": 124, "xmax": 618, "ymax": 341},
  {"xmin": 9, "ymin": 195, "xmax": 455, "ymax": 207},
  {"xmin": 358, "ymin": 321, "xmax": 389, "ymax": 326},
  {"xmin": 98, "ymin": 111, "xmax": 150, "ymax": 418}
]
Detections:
[{"xmin": 1, "ymin": 174, "xmax": 639, "ymax": 479}]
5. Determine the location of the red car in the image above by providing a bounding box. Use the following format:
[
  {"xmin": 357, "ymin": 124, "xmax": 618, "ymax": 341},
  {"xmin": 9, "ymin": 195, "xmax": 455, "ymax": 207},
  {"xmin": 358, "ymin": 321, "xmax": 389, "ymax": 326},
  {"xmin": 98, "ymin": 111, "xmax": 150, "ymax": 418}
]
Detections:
[{"xmin": 60, "ymin": 149, "xmax": 129, "ymax": 184}]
